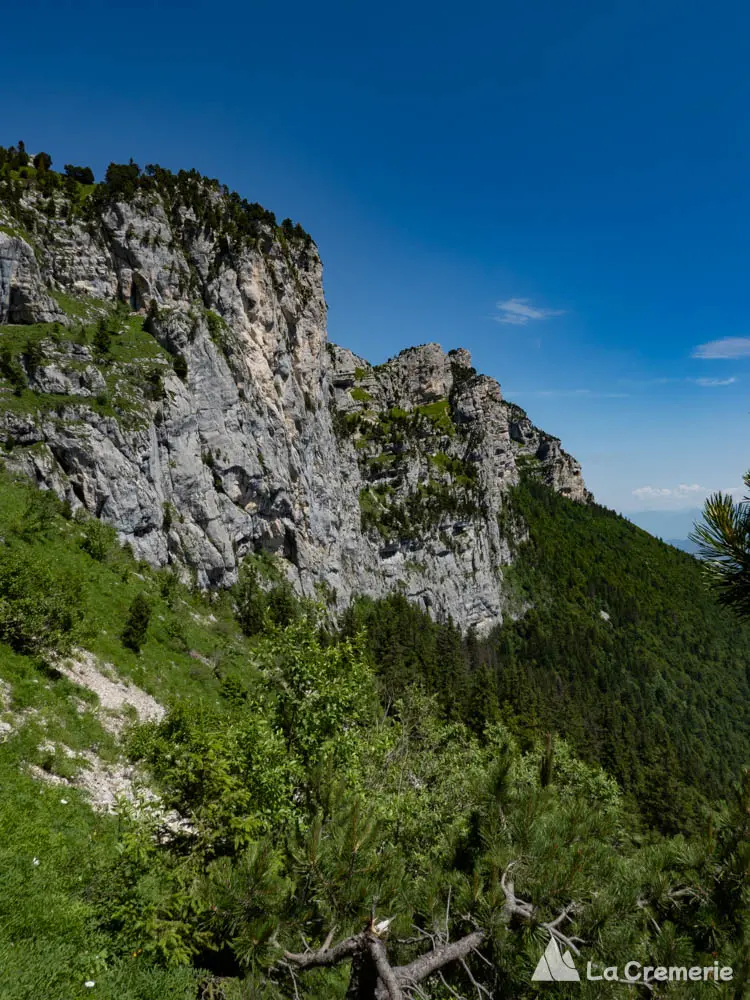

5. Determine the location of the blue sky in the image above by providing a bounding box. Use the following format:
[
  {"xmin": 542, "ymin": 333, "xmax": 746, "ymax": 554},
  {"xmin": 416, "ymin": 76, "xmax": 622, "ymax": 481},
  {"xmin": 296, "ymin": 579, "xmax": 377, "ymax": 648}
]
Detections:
[{"xmin": 4, "ymin": 0, "xmax": 749, "ymax": 516}]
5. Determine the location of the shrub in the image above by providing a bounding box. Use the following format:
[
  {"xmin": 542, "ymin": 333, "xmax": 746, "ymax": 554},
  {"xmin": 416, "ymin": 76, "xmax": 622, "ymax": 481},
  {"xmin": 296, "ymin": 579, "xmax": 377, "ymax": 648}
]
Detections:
[
  {"xmin": 0, "ymin": 348, "xmax": 27, "ymax": 395},
  {"xmin": 162, "ymin": 502, "xmax": 174, "ymax": 533},
  {"xmin": 173, "ymin": 354, "xmax": 188, "ymax": 380},
  {"xmin": 22, "ymin": 338, "xmax": 44, "ymax": 378},
  {"xmin": 143, "ymin": 299, "xmax": 159, "ymax": 335},
  {"xmin": 78, "ymin": 517, "xmax": 118, "ymax": 562},
  {"xmin": 0, "ymin": 548, "xmax": 82, "ymax": 653},
  {"xmin": 350, "ymin": 386, "xmax": 372, "ymax": 403},
  {"xmin": 102, "ymin": 160, "xmax": 141, "ymax": 200},
  {"xmin": 121, "ymin": 593, "xmax": 152, "ymax": 653},
  {"xmin": 266, "ymin": 581, "xmax": 300, "ymax": 628},
  {"xmin": 16, "ymin": 488, "xmax": 65, "ymax": 541}
]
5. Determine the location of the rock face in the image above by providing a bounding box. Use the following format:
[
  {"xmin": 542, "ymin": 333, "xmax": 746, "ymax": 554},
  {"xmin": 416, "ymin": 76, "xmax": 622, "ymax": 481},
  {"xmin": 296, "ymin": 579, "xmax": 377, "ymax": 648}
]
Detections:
[
  {"xmin": 0, "ymin": 169, "xmax": 588, "ymax": 633},
  {"xmin": 0, "ymin": 231, "xmax": 64, "ymax": 324}
]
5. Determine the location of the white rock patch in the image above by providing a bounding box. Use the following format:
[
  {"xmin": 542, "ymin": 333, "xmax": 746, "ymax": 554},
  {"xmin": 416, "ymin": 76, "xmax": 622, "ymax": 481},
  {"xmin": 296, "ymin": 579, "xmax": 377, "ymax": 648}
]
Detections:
[{"xmin": 55, "ymin": 649, "xmax": 165, "ymax": 735}]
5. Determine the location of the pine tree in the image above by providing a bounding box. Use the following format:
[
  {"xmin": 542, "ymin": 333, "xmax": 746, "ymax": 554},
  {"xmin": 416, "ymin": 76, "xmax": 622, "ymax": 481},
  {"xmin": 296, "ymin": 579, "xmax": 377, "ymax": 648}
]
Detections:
[
  {"xmin": 93, "ymin": 318, "xmax": 111, "ymax": 355},
  {"xmin": 691, "ymin": 471, "xmax": 750, "ymax": 617}
]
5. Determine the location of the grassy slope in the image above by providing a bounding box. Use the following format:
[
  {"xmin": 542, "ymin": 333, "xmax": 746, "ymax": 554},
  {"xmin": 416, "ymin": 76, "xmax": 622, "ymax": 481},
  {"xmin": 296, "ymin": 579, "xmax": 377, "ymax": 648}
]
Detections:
[{"xmin": 0, "ymin": 471, "xmax": 267, "ymax": 999}]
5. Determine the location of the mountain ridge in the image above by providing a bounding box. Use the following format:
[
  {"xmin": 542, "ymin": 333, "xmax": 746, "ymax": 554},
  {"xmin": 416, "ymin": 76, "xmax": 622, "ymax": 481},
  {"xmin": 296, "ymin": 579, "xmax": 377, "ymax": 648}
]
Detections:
[{"xmin": 0, "ymin": 151, "xmax": 587, "ymax": 632}]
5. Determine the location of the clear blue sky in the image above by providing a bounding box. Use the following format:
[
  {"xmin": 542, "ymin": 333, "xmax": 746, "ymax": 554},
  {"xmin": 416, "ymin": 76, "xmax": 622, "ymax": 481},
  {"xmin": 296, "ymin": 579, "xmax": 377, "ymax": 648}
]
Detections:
[{"xmin": 4, "ymin": 0, "xmax": 749, "ymax": 516}]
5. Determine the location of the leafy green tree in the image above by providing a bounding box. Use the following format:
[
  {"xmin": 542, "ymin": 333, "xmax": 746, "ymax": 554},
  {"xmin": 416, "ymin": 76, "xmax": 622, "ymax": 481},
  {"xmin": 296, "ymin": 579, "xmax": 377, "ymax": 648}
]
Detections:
[
  {"xmin": 233, "ymin": 565, "xmax": 267, "ymax": 636},
  {"xmin": 0, "ymin": 348, "xmax": 27, "ymax": 395},
  {"xmin": 33, "ymin": 151, "xmax": 52, "ymax": 172},
  {"xmin": 78, "ymin": 517, "xmax": 117, "ymax": 562},
  {"xmin": 63, "ymin": 164, "xmax": 94, "ymax": 184},
  {"xmin": 0, "ymin": 548, "xmax": 82, "ymax": 653},
  {"xmin": 22, "ymin": 338, "xmax": 44, "ymax": 379},
  {"xmin": 121, "ymin": 593, "xmax": 152, "ymax": 653}
]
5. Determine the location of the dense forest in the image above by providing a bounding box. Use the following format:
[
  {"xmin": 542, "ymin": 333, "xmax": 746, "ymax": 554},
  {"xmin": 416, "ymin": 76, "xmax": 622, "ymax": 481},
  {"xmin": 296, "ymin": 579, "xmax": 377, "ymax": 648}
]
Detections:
[
  {"xmin": 0, "ymin": 469, "xmax": 747, "ymax": 998},
  {"xmin": 346, "ymin": 477, "xmax": 750, "ymax": 835}
]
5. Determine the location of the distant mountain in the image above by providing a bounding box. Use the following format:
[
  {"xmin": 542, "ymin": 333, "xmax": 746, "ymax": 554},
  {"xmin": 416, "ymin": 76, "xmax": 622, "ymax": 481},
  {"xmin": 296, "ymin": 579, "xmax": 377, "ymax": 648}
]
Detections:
[
  {"xmin": 626, "ymin": 507, "xmax": 702, "ymax": 541},
  {"xmin": 665, "ymin": 537, "xmax": 702, "ymax": 556}
]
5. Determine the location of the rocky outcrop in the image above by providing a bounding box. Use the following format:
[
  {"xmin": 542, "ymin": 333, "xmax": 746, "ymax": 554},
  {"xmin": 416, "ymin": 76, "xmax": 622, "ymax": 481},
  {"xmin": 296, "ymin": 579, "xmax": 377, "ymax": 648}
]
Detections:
[
  {"xmin": 0, "ymin": 231, "xmax": 64, "ymax": 324},
  {"xmin": 0, "ymin": 170, "xmax": 589, "ymax": 633}
]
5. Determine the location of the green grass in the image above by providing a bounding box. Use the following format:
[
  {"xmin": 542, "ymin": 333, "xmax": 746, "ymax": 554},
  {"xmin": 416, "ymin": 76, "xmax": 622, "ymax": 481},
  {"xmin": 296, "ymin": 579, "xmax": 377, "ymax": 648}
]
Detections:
[
  {"xmin": 51, "ymin": 290, "xmax": 106, "ymax": 322},
  {"xmin": 0, "ymin": 470, "xmax": 276, "ymax": 997},
  {"xmin": 349, "ymin": 386, "xmax": 372, "ymax": 403},
  {"xmin": 0, "ymin": 750, "xmax": 198, "ymax": 999},
  {"xmin": 415, "ymin": 399, "xmax": 454, "ymax": 435},
  {"xmin": 0, "ymin": 220, "xmax": 32, "ymax": 242},
  {"xmin": 0, "ymin": 311, "xmax": 172, "ymax": 426},
  {"xmin": 0, "ymin": 469, "xmax": 267, "ymax": 719}
]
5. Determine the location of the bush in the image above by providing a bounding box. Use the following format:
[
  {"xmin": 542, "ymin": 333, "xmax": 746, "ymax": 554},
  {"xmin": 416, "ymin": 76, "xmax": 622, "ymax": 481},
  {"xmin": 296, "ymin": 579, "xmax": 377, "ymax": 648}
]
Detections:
[
  {"xmin": 0, "ymin": 348, "xmax": 27, "ymax": 395},
  {"xmin": 121, "ymin": 593, "xmax": 152, "ymax": 653},
  {"xmin": 78, "ymin": 517, "xmax": 118, "ymax": 562},
  {"xmin": 22, "ymin": 338, "xmax": 44, "ymax": 378},
  {"xmin": 173, "ymin": 354, "xmax": 188, "ymax": 380},
  {"xmin": 0, "ymin": 547, "xmax": 82, "ymax": 653},
  {"xmin": 266, "ymin": 581, "xmax": 300, "ymax": 628},
  {"xmin": 16, "ymin": 488, "xmax": 65, "ymax": 541},
  {"xmin": 102, "ymin": 161, "xmax": 141, "ymax": 200}
]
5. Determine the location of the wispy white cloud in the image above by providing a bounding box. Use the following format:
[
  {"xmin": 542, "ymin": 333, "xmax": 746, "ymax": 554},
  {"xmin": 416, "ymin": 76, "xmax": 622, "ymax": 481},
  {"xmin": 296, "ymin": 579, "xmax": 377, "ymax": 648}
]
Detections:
[
  {"xmin": 632, "ymin": 484, "xmax": 706, "ymax": 499},
  {"xmin": 506, "ymin": 388, "xmax": 629, "ymax": 398},
  {"xmin": 691, "ymin": 376, "xmax": 737, "ymax": 386},
  {"xmin": 618, "ymin": 377, "xmax": 676, "ymax": 387},
  {"xmin": 618, "ymin": 375, "xmax": 737, "ymax": 389},
  {"xmin": 495, "ymin": 298, "xmax": 565, "ymax": 326},
  {"xmin": 691, "ymin": 337, "xmax": 750, "ymax": 359},
  {"xmin": 631, "ymin": 484, "xmax": 744, "ymax": 507}
]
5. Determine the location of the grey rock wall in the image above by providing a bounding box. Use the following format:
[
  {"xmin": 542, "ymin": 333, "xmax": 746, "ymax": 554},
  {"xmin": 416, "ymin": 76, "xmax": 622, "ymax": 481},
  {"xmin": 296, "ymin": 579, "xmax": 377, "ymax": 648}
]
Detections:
[{"xmin": 0, "ymin": 182, "xmax": 588, "ymax": 633}]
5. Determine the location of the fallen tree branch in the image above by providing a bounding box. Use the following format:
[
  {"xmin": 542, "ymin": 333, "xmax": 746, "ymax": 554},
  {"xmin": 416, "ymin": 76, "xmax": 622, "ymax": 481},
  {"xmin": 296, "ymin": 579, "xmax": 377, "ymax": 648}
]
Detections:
[
  {"xmin": 394, "ymin": 930, "xmax": 487, "ymax": 987},
  {"xmin": 284, "ymin": 932, "xmax": 362, "ymax": 970},
  {"xmin": 368, "ymin": 935, "xmax": 403, "ymax": 1000},
  {"xmin": 283, "ymin": 924, "xmax": 489, "ymax": 1000}
]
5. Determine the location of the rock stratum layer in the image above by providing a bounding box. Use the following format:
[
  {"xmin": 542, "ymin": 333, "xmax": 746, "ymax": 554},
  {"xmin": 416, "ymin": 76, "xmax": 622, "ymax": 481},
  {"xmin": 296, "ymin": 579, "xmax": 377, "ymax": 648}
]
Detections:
[{"xmin": 0, "ymin": 162, "xmax": 588, "ymax": 632}]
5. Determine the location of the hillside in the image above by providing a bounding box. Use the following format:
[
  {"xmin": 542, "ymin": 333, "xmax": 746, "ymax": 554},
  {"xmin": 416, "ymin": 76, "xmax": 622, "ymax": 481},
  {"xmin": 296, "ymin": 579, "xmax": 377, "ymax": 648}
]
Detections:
[
  {"xmin": 346, "ymin": 477, "xmax": 750, "ymax": 832},
  {"xmin": 0, "ymin": 469, "xmax": 747, "ymax": 999}
]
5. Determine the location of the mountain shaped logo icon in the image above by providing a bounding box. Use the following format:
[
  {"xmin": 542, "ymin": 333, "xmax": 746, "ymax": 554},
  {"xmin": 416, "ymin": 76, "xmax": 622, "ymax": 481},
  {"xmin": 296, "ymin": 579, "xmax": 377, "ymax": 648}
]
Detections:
[{"xmin": 531, "ymin": 938, "xmax": 581, "ymax": 982}]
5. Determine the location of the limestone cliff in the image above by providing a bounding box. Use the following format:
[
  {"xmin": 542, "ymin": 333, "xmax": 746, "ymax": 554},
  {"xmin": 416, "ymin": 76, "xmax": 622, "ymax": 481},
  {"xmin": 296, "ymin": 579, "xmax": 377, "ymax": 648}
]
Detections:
[{"xmin": 0, "ymin": 157, "xmax": 588, "ymax": 632}]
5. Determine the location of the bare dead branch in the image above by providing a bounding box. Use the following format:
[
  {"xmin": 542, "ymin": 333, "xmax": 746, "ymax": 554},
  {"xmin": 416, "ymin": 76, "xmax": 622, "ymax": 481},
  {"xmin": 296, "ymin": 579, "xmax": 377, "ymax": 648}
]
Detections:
[
  {"xmin": 322, "ymin": 924, "xmax": 338, "ymax": 952},
  {"xmin": 285, "ymin": 922, "xmax": 489, "ymax": 1000},
  {"xmin": 368, "ymin": 935, "xmax": 403, "ymax": 1000},
  {"xmin": 395, "ymin": 930, "xmax": 486, "ymax": 987},
  {"xmin": 460, "ymin": 957, "xmax": 492, "ymax": 1000},
  {"xmin": 543, "ymin": 902, "xmax": 577, "ymax": 931},
  {"xmin": 438, "ymin": 970, "xmax": 469, "ymax": 1000},
  {"xmin": 284, "ymin": 932, "xmax": 362, "ymax": 969}
]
